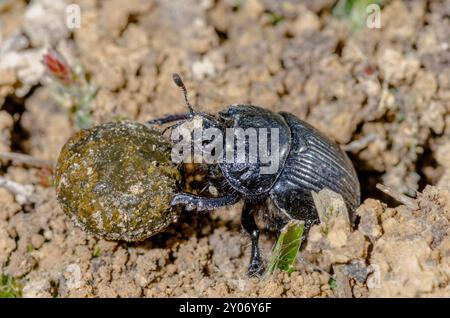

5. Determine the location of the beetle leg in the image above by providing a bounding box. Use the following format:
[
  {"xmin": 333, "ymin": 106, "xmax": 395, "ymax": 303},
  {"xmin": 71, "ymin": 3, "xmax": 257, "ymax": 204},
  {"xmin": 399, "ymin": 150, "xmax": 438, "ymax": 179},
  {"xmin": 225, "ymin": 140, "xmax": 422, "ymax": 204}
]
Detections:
[
  {"xmin": 171, "ymin": 192, "xmax": 240, "ymax": 211},
  {"xmin": 147, "ymin": 113, "xmax": 190, "ymax": 125},
  {"xmin": 242, "ymin": 202, "xmax": 264, "ymax": 276}
]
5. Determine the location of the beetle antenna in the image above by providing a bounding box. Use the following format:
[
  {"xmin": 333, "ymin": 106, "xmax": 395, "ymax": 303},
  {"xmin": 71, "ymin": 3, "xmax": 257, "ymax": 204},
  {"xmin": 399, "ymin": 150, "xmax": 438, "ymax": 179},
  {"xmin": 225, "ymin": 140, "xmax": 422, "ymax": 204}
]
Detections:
[{"xmin": 172, "ymin": 73, "xmax": 194, "ymax": 116}]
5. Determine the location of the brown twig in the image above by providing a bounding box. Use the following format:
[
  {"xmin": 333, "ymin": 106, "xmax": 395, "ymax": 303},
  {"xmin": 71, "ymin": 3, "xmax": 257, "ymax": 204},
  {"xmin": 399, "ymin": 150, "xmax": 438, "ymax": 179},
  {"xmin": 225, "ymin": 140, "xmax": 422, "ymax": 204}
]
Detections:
[
  {"xmin": 376, "ymin": 183, "xmax": 418, "ymax": 210},
  {"xmin": 0, "ymin": 152, "xmax": 54, "ymax": 169}
]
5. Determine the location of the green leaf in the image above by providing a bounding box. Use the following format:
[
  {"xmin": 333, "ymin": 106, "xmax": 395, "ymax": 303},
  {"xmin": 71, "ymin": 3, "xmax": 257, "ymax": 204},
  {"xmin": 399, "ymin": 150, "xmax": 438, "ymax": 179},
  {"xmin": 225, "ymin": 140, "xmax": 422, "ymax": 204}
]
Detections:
[
  {"xmin": 93, "ymin": 247, "xmax": 102, "ymax": 258},
  {"xmin": 328, "ymin": 277, "xmax": 337, "ymax": 290},
  {"xmin": 333, "ymin": 0, "xmax": 382, "ymax": 30},
  {"xmin": 267, "ymin": 220, "xmax": 304, "ymax": 275},
  {"xmin": 0, "ymin": 274, "xmax": 23, "ymax": 298},
  {"xmin": 266, "ymin": 12, "xmax": 284, "ymax": 26}
]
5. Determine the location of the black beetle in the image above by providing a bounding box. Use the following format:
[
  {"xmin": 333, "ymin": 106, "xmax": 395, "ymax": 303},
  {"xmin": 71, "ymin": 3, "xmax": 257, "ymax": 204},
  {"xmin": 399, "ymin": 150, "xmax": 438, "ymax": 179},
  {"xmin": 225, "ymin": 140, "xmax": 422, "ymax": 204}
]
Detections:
[{"xmin": 149, "ymin": 74, "xmax": 360, "ymax": 275}]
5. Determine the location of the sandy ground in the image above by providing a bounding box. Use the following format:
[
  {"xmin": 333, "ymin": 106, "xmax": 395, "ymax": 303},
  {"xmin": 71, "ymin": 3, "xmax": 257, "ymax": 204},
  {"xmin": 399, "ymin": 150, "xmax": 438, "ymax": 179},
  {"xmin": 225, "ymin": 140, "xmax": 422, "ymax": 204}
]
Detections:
[{"xmin": 0, "ymin": 0, "xmax": 449, "ymax": 297}]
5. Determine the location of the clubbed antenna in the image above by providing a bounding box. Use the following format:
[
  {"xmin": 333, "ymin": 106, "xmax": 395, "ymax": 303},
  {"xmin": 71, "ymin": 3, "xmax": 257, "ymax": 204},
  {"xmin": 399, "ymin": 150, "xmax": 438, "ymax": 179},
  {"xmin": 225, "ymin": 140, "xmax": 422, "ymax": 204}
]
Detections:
[{"xmin": 172, "ymin": 73, "xmax": 194, "ymax": 115}]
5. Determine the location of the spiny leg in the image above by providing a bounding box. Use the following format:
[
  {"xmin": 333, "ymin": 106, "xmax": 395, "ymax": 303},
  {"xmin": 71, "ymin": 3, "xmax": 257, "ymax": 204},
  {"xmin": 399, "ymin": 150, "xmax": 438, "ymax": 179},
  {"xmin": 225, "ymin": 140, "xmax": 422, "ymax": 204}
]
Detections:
[
  {"xmin": 147, "ymin": 113, "xmax": 191, "ymax": 125},
  {"xmin": 242, "ymin": 201, "xmax": 264, "ymax": 276},
  {"xmin": 171, "ymin": 192, "xmax": 241, "ymax": 211}
]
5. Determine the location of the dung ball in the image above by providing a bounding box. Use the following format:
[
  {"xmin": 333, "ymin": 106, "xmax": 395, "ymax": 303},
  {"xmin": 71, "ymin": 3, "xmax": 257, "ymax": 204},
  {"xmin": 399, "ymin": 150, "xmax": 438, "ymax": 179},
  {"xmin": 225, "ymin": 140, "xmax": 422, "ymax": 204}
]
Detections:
[{"xmin": 55, "ymin": 121, "xmax": 180, "ymax": 241}]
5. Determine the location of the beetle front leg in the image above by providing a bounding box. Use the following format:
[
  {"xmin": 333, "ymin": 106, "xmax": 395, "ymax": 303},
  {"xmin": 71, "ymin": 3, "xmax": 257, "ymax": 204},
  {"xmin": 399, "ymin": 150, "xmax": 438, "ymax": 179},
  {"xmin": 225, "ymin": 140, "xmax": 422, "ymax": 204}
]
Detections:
[
  {"xmin": 242, "ymin": 202, "xmax": 264, "ymax": 276},
  {"xmin": 171, "ymin": 192, "xmax": 240, "ymax": 211},
  {"xmin": 147, "ymin": 113, "xmax": 191, "ymax": 125}
]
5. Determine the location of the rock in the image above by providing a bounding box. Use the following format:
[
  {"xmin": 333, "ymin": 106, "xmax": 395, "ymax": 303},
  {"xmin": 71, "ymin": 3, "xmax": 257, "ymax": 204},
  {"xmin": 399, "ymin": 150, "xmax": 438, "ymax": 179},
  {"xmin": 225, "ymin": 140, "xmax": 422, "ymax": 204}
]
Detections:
[
  {"xmin": 23, "ymin": 277, "xmax": 52, "ymax": 298},
  {"xmin": 0, "ymin": 220, "xmax": 16, "ymax": 266},
  {"xmin": 6, "ymin": 252, "xmax": 37, "ymax": 277},
  {"xmin": 23, "ymin": 0, "xmax": 69, "ymax": 47}
]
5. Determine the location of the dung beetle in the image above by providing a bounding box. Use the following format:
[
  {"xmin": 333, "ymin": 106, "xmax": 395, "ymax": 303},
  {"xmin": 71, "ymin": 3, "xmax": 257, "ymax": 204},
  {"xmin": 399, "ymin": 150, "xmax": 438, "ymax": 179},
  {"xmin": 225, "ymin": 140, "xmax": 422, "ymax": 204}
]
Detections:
[{"xmin": 149, "ymin": 74, "xmax": 360, "ymax": 275}]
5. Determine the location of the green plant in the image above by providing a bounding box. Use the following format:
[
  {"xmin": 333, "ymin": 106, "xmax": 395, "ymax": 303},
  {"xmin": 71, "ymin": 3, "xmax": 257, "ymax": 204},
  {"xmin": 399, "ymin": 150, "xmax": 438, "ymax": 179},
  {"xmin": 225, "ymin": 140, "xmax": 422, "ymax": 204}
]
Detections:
[
  {"xmin": 0, "ymin": 274, "xmax": 23, "ymax": 298},
  {"xmin": 267, "ymin": 220, "xmax": 304, "ymax": 275},
  {"xmin": 333, "ymin": 0, "xmax": 382, "ymax": 30},
  {"xmin": 328, "ymin": 277, "xmax": 337, "ymax": 290},
  {"xmin": 266, "ymin": 11, "xmax": 284, "ymax": 26},
  {"xmin": 43, "ymin": 49, "xmax": 96, "ymax": 129},
  {"xmin": 93, "ymin": 247, "xmax": 102, "ymax": 258}
]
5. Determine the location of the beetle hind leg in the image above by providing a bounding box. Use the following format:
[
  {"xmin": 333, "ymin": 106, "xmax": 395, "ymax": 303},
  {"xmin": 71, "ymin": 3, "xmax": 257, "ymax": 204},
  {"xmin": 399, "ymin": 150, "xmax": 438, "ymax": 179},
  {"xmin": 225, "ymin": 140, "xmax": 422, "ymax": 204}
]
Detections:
[{"xmin": 242, "ymin": 201, "xmax": 264, "ymax": 276}]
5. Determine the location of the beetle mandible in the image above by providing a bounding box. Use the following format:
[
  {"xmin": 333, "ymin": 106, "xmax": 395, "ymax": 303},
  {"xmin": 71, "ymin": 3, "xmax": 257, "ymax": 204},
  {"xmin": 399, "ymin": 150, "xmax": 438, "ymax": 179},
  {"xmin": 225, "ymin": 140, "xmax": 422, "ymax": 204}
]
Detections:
[{"xmin": 149, "ymin": 74, "xmax": 361, "ymax": 275}]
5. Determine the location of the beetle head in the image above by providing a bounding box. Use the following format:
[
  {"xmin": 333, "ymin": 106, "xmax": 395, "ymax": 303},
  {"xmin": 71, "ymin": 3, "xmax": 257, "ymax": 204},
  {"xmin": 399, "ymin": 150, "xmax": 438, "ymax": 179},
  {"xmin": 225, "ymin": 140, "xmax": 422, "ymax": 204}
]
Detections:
[
  {"xmin": 170, "ymin": 73, "xmax": 222, "ymax": 131},
  {"xmin": 170, "ymin": 73, "xmax": 224, "ymax": 165}
]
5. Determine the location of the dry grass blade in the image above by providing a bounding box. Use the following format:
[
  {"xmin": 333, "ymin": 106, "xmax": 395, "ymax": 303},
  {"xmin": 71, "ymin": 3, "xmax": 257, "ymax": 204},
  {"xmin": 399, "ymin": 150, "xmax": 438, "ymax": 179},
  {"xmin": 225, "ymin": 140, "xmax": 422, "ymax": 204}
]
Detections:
[{"xmin": 376, "ymin": 183, "xmax": 418, "ymax": 210}]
